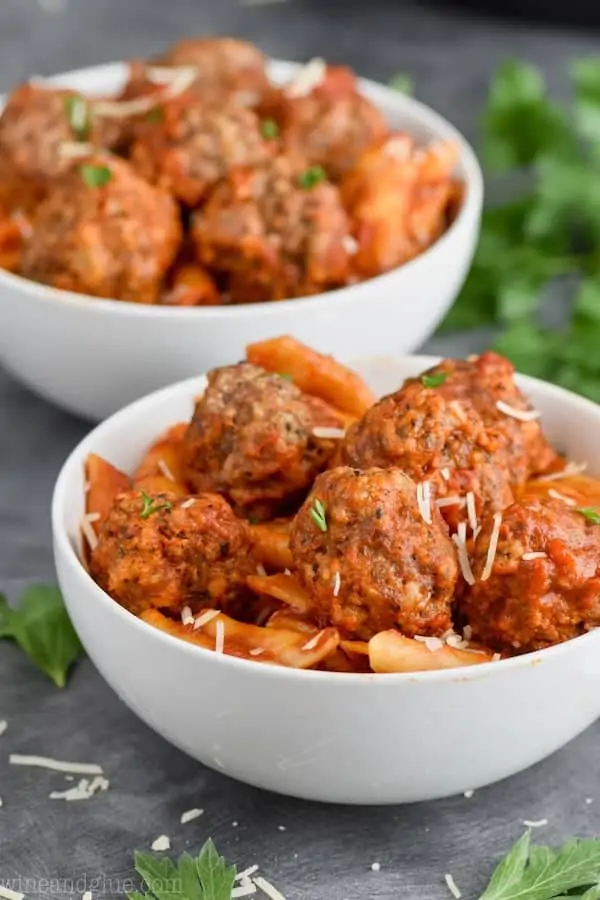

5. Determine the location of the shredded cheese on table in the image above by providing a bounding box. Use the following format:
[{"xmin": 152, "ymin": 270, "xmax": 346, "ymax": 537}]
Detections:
[
  {"xmin": 49, "ymin": 775, "xmax": 109, "ymax": 801},
  {"xmin": 445, "ymin": 873, "xmax": 462, "ymax": 899},
  {"xmin": 254, "ymin": 878, "xmax": 287, "ymax": 900},
  {"xmin": 180, "ymin": 807, "xmax": 204, "ymax": 824},
  {"xmin": 522, "ymin": 818, "xmax": 548, "ymax": 828},
  {"xmin": 0, "ymin": 720, "xmax": 7, "ymax": 737},
  {"xmin": 0, "ymin": 887, "xmax": 25, "ymax": 900},
  {"xmin": 9, "ymin": 755, "xmax": 103, "ymax": 775},
  {"xmin": 151, "ymin": 834, "xmax": 171, "ymax": 852}
]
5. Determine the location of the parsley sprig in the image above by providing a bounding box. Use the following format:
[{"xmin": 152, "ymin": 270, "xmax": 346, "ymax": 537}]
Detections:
[
  {"xmin": 140, "ymin": 491, "xmax": 173, "ymax": 520},
  {"xmin": 439, "ymin": 58, "xmax": 600, "ymax": 402},
  {"xmin": 310, "ymin": 497, "xmax": 328, "ymax": 532},
  {"xmin": 0, "ymin": 584, "xmax": 84, "ymax": 687},
  {"xmin": 577, "ymin": 507, "xmax": 600, "ymax": 524},
  {"xmin": 130, "ymin": 839, "xmax": 236, "ymax": 900},
  {"xmin": 421, "ymin": 372, "xmax": 448, "ymax": 388}
]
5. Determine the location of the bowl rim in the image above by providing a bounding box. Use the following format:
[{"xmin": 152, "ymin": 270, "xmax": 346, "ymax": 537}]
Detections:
[
  {"xmin": 52, "ymin": 353, "xmax": 600, "ymax": 686},
  {"xmin": 1, "ymin": 57, "xmax": 484, "ymax": 320}
]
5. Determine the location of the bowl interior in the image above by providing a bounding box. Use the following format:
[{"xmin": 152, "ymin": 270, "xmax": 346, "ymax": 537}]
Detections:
[{"xmin": 55, "ymin": 354, "xmax": 600, "ymax": 592}]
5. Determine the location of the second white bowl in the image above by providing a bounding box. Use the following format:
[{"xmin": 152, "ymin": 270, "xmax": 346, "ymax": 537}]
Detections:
[{"xmin": 0, "ymin": 60, "xmax": 482, "ymax": 421}]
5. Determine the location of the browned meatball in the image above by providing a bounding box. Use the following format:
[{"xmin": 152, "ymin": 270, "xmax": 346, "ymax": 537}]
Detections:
[
  {"xmin": 460, "ymin": 499, "xmax": 600, "ymax": 653},
  {"xmin": 419, "ymin": 352, "xmax": 557, "ymax": 483},
  {"xmin": 0, "ymin": 83, "xmax": 116, "ymax": 213},
  {"xmin": 130, "ymin": 90, "xmax": 271, "ymax": 207},
  {"xmin": 278, "ymin": 64, "xmax": 388, "ymax": 181},
  {"xmin": 341, "ymin": 380, "xmax": 513, "ymax": 533},
  {"xmin": 181, "ymin": 363, "xmax": 344, "ymax": 520},
  {"xmin": 156, "ymin": 36, "xmax": 270, "ymax": 108},
  {"xmin": 90, "ymin": 490, "xmax": 255, "ymax": 617},
  {"xmin": 290, "ymin": 467, "xmax": 458, "ymax": 640},
  {"xmin": 191, "ymin": 154, "xmax": 351, "ymax": 301},
  {"xmin": 20, "ymin": 154, "xmax": 182, "ymax": 302}
]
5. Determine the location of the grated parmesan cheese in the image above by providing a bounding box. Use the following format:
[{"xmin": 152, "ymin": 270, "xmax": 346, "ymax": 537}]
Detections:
[
  {"xmin": 95, "ymin": 66, "xmax": 198, "ymax": 119},
  {"xmin": 287, "ymin": 58, "xmax": 326, "ymax": 98},
  {"xmin": 80, "ymin": 515, "xmax": 99, "ymax": 551},
  {"xmin": 249, "ymin": 648, "xmax": 265, "ymax": 657},
  {"xmin": 157, "ymin": 458, "xmax": 175, "ymax": 482},
  {"xmin": 193, "ymin": 609, "xmax": 220, "ymax": 630},
  {"xmin": 414, "ymin": 635, "xmax": 444, "ymax": 652},
  {"xmin": 416, "ymin": 481, "xmax": 432, "ymax": 524},
  {"xmin": 496, "ymin": 400, "xmax": 541, "ymax": 422},
  {"xmin": 441, "ymin": 468, "xmax": 451, "ymax": 481},
  {"xmin": 523, "ymin": 818, "xmax": 548, "ymax": 828},
  {"xmin": 481, "ymin": 513, "xmax": 502, "ymax": 582},
  {"xmin": 145, "ymin": 65, "xmax": 199, "ymax": 85},
  {"xmin": 9, "ymin": 755, "xmax": 103, "ymax": 775},
  {"xmin": 180, "ymin": 498, "xmax": 196, "ymax": 509},
  {"xmin": 180, "ymin": 807, "xmax": 204, "ymax": 824},
  {"xmin": 449, "ymin": 401, "xmax": 467, "ymax": 423},
  {"xmin": 536, "ymin": 461, "xmax": 587, "ymax": 482},
  {"xmin": 548, "ymin": 489, "xmax": 576, "ymax": 506},
  {"xmin": 521, "ymin": 552, "xmax": 547, "ymax": 561},
  {"xmin": 436, "ymin": 495, "xmax": 465, "ymax": 508},
  {"xmin": 342, "ymin": 235, "xmax": 358, "ymax": 255},
  {"xmin": 0, "ymin": 720, "xmax": 7, "ymax": 737},
  {"xmin": 463, "ymin": 625, "xmax": 473, "ymax": 642},
  {"xmin": 302, "ymin": 630, "xmax": 325, "ymax": 651},
  {"xmin": 445, "ymin": 874, "xmax": 462, "ymax": 899},
  {"xmin": 332, "ymin": 571, "xmax": 341, "ymax": 597},
  {"xmin": 452, "ymin": 529, "xmax": 475, "ymax": 586},
  {"xmin": 215, "ymin": 619, "xmax": 225, "ymax": 654},
  {"xmin": 0, "ymin": 888, "xmax": 25, "ymax": 900},
  {"xmin": 311, "ymin": 426, "xmax": 346, "ymax": 439},
  {"xmin": 58, "ymin": 141, "xmax": 94, "ymax": 159},
  {"xmin": 256, "ymin": 564, "xmax": 267, "ymax": 577},
  {"xmin": 49, "ymin": 775, "xmax": 109, "ymax": 801},
  {"xmin": 466, "ymin": 492, "xmax": 478, "ymax": 534},
  {"xmin": 151, "ymin": 835, "xmax": 171, "ymax": 852},
  {"xmin": 492, "ymin": 653, "xmax": 502, "ymax": 662},
  {"xmin": 181, "ymin": 605, "xmax": 194, "ymax": 626}
]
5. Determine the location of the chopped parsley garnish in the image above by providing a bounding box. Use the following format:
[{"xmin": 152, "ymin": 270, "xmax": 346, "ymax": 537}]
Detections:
[
  {"xmin": 576, "ymin": 506, "xmax": 600, "ymax": 524},
  {"xmin": 80, "ymin": 163, "xmax": 112, "ymax": 189},
  {"xmin": 145, "ymin": 106, "xmax": 163, "ymax": 123},
  {"xmin": 139, "ymin": 491, "xmax": 173, "ymax": 520},
  {"xmin": 388, "ymin": 73, "xmax": 414, "ymax": 95},
  {"xmin": 298, "ymin": 165, "xmax": 326, "ymax": 190},
  {"xmin": 260, "ymin": 118, "xmax": 279, "ymax": 139},
  {"xmin": 310, "ymin": 498, "xmax": 328, "ymax": 532},
  {"xmin": 278, "ymin": 372, "xmax": 293, "ymax": 382},
  {"xmin": 421, "ymin": 372, "xmax": 448, "ymax": 388},
  {"xmin": 64, "ymin": 94, "xmax": 91, "ymax": 140}
]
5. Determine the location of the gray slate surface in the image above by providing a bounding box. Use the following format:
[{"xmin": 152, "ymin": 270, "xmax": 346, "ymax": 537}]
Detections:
[{"xmin": 1, "ymin": 0, "xmax": 600, "ymax": 896}]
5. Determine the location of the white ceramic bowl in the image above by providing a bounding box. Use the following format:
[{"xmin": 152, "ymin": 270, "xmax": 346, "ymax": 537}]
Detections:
[
  {"xmin": 0, "ymin": 60, "xmax": 483, "ymax": 422},
  {"xmin": 52, "ymin": 356, "xmax": 600, "ymax": 805}
]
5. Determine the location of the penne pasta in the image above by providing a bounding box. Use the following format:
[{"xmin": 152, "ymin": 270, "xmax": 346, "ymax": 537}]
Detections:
[
  {"xmin": 133, "ymin": 422, "xmax": 189, "ymax": 497},
  {"xmin": 249, "ymin": 519, "xmax": 294, "ymax": 572},
  {"xmin": 85, "ymin": 453, "xmax": 131, "ymax": 523},
  {"xmin": 247, "ymin": 573, "xmax": 313, "ymax": 613},
  {"xmin": 369, "ymin": 631, "xmax": 493, "ymax": 674}
]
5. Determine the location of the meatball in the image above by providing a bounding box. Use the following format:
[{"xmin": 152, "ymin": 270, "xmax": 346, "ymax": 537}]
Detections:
[
  {"xmin": 191, "ymin": 155, "xmax": 351, "ymax": 301},
  {"xmin": 290, "ymin": 467, "xmax": 458, "ymax": 640},
  {"xmin": 340, "ymin": 381, "xmax": 513, "ymax": 532},
  {"xmin": 460, "ymin": 499, "xmax": 600, "ymax": 652},
  {"xmin": 279, "ymin": 63, "xmax": 388, "ymax": 180},
  {"xmin": 20, "ymin": 154, "xmax": 182, "ymax": 302},
  {"xmin": 156, "ymin": 36, "xmax": 270, "ymax": 108},
  {"xmin": 130, "ymin": 91, "xmax": 271, "ymax": 207},
  {"xmin": 181, "ymin": 363, "xmax": 344, "ymax": 520},
  {"xmin": 90, "ymin": 490, "xmax": 255, "ymax": 617},
  {"xmin": 418, "ymin": 352, "xmax": 557, "ymax": 482},
  {"xmin": 0, "ymin": 83, "xmax": 115, "ymax": 213}
]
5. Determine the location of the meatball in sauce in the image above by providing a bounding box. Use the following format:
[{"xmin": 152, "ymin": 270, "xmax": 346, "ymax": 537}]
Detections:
[
  {"xmin": 290, "ymin": 466, "xmax": 458, "ymax": 640},
  {"xmin": 181, "ymin": 363, "xmax": 345, "ymax": 520}
]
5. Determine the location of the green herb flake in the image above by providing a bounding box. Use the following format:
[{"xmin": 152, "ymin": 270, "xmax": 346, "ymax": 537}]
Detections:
[
  {"xmin": 80, "ymin": 163, "xmax": 112, "ymax": 189},
  {"xmin": 310, "ymin": 497, "xmax": 327, "ymax": 533},
  {"xmin": 421, "ymin": 372, "xmax": 448, "ymax": 388},
  {"xmin": 139, "ymin": 491, "xmax": 173, "ymax": 520},
  {"xmin": 0, "ymin": 585, "xmax": 84, "ymax": 687},
  {"xmin": 64, "ymin": 94, "xmax": 91, "ymax": 140},
  {"xmin": 576, "ymin": 506, "xmax": 600, "ymax": 524},
  {"xmin": 298, "ymin": 165, "xmax": 326, "ymax": 190},
  {"xmin": 388, "ymin": 73, "xmax": 413, "ymax": 95},
  {"xmin": 278, "ymin": 372, "xmax": 293, "ymax": 382},
  {"xmin": 145, "ymin": 106, "xmax": 163, "ymax": 123},
  {"xmin": 130, "ymin": 838, "xmax": 236, "ymax": 900},
  {"xmin": 260, "ymin": 118, "xmax": 279, "ymax": 139}
]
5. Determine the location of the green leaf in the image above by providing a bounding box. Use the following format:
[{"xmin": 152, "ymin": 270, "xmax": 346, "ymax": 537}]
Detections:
[
  {"xmin": 421, "ymin": 373, "xmax": 448, "ymax": 388},
  {"xmin": 196, "ymin": 839, "xmax": 236, "ymax": 900},
  {"xmin": 139, "ymin": 491, "xmax": 173, "ymax": 520},
  {"xmin": 64, "ymin": 94, "xmax": 91, "ymax": 140},
  {"xmin": 479, "ymin": 833, "xmax": 600, "ymax": 900},
  {"xmin": 0, "ymin": 585, "xmax": 84, "ymax": 687},
  {"xmin": 298, "ymin": 165, "xmax": 326, "ymax": 190},
  {"xmin": 576, "ymin": 506, "xmax": 600, "ymax": 524},
  {"xmin": 80, "ymin": 163, "xmax": 112, "ymax": 188},
  {"xmin": 388, "ymin": 73, "xmax": 413, "ymax": 94},
  {"xmin": 573, "ymin": 277, "xmax": 600, "ymax": 324},
  {"xmin": 493, "ymin": 323, "xmax": 561, "ymax": 381},
  {"xmin": 260, "ymin": 118, "xmax": 279, "ymax": 139},
  {"xmin": 572, "ymin": 58, "xmax": 600, "ymax": 145},
  {"xmin": 481, "ymin": 60, "xmax": 573, "ymax": 171}
]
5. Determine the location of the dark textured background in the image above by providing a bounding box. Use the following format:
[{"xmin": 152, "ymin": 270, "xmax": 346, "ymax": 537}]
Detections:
[{"xmin": 1, "ymin": 1, "xmax": 599, "ymax": 897}]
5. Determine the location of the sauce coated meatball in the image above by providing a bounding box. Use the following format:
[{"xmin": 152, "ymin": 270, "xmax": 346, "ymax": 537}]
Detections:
[
  {"xmin": 290, "ymin": 466, "xmax": 458, "ymax": 640},
  {"xmin": 0, "ymin": 83, "xmax": 114, "ymax": 213},
  {"xmin": 419, "ymin": 352, "xmax": 557, "ymax": 482},
  {"xmin": 279, "ymin": 65, "xmax": 388, "ymax": 181},
  {"xmin": 460, "ymin": 499, "xmax": 600, "ymax": 652},
  {"xmin": 340, "ymin": 381, "xmax": 513, "ymax": 531},
  {"xmin": 156, "ymin": 37, "xmax": 269, "ymax": 108},
  {"xmin": 181, "ymin": 363, "xmax": 344, "ymax": 520},
  {"xmin": 191, "ymin": 155, "xmax": 351, "ymax": 301},
  {"xmin": 20, "ymin": 154, "xmax": 181, "ymax": 302},
  {"xmin": 130, "ymin": 91, "xmax": 271, "ymax": 207},
  {"xmin": 90, "ymin": 490, "xmax": 254, "ymax": 617}
]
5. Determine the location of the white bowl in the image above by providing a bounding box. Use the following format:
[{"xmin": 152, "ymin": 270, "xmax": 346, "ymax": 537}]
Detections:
[
  {"xmin": 0, "ymin": 60, "xmax": 483, "ymax": 422},
  {"xmin": 52, "ymin": 356, "xmax": 600, "ymax": 805}
]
